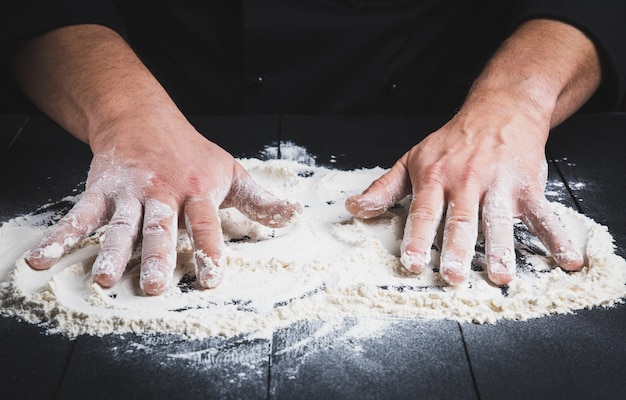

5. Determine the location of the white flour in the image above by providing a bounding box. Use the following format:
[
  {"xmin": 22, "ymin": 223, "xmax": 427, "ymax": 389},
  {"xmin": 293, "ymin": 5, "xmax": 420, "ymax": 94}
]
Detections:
[{"xmin": 1, "ymin": 156, "xmax": 625, "ymax": 340}]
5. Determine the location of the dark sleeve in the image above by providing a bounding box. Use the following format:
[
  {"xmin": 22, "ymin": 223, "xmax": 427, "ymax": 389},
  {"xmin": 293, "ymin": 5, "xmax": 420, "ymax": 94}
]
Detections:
[
  {"xmin": 507, "ymin": 0, "xmax": 626, "ymax": 112},
  {"xmin": 0, "ymin": 0, "xmax": 126, "ymax": 49}
]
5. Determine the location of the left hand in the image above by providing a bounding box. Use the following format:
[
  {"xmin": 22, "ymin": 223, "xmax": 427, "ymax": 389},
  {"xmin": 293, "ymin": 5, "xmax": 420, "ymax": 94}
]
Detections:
[{"xmin": 346, "ymin": 109, "xmax": 584, "ymax": 286}]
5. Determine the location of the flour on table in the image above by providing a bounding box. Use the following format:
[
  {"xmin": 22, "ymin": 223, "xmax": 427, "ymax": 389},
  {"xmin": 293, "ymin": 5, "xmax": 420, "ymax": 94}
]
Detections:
[{"xmin": 1, "ymin": 153, "xmax": 625, "ymax": 340}]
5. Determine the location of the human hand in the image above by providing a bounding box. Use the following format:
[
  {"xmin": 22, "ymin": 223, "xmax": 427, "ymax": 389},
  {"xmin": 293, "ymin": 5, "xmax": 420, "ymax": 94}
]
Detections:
[
  {"xmin": 25, "ymin": 115, "xmax": 302, "ymax": 295},
  {"xmin": 345, "ymin": 111, "xmax": 584, "ymax": 286}
]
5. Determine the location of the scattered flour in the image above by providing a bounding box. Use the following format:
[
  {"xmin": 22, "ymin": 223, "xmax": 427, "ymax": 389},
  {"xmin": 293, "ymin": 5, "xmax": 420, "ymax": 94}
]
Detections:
[{"xmin": 1, "ymin": 156, "xmax": 625, "ymax": 340}]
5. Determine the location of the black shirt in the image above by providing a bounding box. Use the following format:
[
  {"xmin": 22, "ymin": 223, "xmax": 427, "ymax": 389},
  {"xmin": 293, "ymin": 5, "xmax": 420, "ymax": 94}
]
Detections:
[{"xmin": 2, "ymin": 0, "xmax": 626, "ymax": 117}]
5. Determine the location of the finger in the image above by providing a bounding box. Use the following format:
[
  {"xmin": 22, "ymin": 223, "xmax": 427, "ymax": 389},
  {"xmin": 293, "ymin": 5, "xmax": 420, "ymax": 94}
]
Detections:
[
  {"xmin": 227, "ymin": 174, "xmax": 302, "ymax": 228},
  {"xmin": 92, "ymin": 197, "xmax": 142, "ymax": 287},
  {"xmin": 440, "ymin": 199, "xmax": 479, "ymax": 285},
  {"xmin": 521, "ymin": 198, "xmax": 584, "ymax": 271},
  {"xmin": 482, "ymin": 191, "xmax": 515, "ymax": 286},
  {"xmin": 345, "ymin": 161, "xmax": 411, "ymax": 219},
  {"xmin": 400, "ymin": 186, "xmax": 445, "ymax": 274},
  {"xmin": 184, "ymin": 199, "xmax": 225, "ymax": 289},
  {"xmin": 139, "ymin": 198, "xmax": 178, "ymax": 295},
  {"xmin": 25, "ymin": 192, "xmax": 107, "ymax": 270}
]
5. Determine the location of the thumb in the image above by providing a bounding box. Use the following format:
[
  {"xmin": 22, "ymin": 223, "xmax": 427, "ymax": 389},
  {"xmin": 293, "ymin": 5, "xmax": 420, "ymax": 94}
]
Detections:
[
  {"xmin": 345, "ymin": 160, "xmax": 411, "ymax": 219},
  {"xmin": 225, "ymin": 171, "xmax": 303, "ymax": 228}
]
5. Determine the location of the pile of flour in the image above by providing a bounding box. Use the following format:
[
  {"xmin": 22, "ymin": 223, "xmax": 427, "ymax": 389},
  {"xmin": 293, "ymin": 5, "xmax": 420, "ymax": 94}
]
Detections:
[{"xmin": 1, "ymin": 156, "xmax": 625, "ymax": 340}]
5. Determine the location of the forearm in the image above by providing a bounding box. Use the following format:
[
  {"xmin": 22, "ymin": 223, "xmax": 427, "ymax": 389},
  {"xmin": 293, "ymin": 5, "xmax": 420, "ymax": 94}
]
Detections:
[
  {"xmin": 9, "ymin": 24, "xmax": 182, "ymax": 146},
  {"xmin": 461, "ymin": 18, "xmax": 601, "ymax": 130}
]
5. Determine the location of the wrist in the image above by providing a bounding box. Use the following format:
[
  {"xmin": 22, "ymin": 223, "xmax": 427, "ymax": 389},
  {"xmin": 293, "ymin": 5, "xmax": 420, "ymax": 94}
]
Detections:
[
  {"xmin": 461, "ymin": 74, "xmax": 556, "ymax": 129},
  {"xmin": 87, "ymin": 103, "xmax": 190, "ymax": 156}
]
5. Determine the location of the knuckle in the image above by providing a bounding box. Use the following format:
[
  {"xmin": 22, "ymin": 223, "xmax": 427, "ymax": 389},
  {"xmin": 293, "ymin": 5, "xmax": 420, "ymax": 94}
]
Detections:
[
  {"xmin": 421, "ymin": 163, "xmax": 446, "ymax": 186},
  {"xmin": 109, "ymin": 212, "xmax": 139, "ymax": 229},
  {"xmin": 446, "ymin": 212, "xmax": 476, "ymax": 225},
  {"xmin": 402, "ymin": 234, "xmax": 432, "ymax": 250},
  {"xmin": 459, "ymin": 164, "xmax": 480, "ymax": 183},
  {"xmin": 190, "ymin": 220, "xmax": 221, "ymax": 237},
  {"xmin": 408, "ymin": 205, "xmax": 441, "ymax": 223},
  {"xmin": 142, "ymin": 218, "xmax": 172, "ymax": 234}
]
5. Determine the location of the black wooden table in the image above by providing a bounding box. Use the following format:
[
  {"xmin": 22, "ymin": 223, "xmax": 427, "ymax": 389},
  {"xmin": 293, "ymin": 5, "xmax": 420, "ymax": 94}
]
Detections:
[{"xmin": 1, "ymin": 113, "xmax": 625, "ymax": 400}]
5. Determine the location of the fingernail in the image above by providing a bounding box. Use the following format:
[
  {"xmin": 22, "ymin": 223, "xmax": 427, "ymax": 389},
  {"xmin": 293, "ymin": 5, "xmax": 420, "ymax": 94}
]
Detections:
[
  {"xmin": 92, "ymin": 252, "xmax": 122, "ymax": 287},
  {"xmin": 279, "ymin": 199, "xmax": 304, "ymax": 225},
  {"xmin": 488, "ymin": 262, "xmax": 514, "ymax": 286},
  {"xmin": 553, "ymin": 247, "xmax": 584, "ymax": 271},
  {"xmin": 194, "ymin": 250, "xmax": 224, "ymax": 289},
  {"xmin": 24, "ymin": 245, "xmax": 62, "ymax": 270},
  {"xmin": 346, "ymin": 196, "xmax": 385, "ymax": 219},
  {"xmin": 440, "ymin": 261, "xmax": 468, "ymax": 285},
  {"xmin": 36, "ymin": 242, "xmax": 64, "ymax": 259},
  {"xmin": 487, "ymin": 249, "xmax": 516, "ymax": 285},
  {"xmin": 140, "ymin": 257, "xmax": 173, "ymax": 295},
  {"xmin": 24, "ymin": 249, "xmax": 45, "ymax": 267},
  {"xmin": 400, "ymin": 250, "xmax": 430, "ymax": 274}
]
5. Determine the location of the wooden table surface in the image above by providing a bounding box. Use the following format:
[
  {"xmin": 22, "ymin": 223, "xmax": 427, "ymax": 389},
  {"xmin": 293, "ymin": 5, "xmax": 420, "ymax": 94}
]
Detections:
[{"xmin": 1, "ymin": 113, "xmax": 625, "ymax": 400}]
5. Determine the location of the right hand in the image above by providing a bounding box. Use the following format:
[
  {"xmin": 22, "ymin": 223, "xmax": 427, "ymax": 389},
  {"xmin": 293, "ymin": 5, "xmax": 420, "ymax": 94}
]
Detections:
[{"xmin": 25, "ymin": 112, "xmax": 302, "ymax": 295}]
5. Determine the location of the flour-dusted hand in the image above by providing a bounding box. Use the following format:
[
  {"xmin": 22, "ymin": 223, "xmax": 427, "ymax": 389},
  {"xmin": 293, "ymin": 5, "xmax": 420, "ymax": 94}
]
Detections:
[
  {"xmin": 26, "ymin": 115, "xmax": 302, "ymax": 295},
  {"xmin": 347, "ymin": 19, "xmax": 601, "ymax": 286},
  {"xmin": 11, "ymin": 25, "xmax": 301, "ymax": 295},
  {"xmin": 346, "ymin": 110, "xmax": 584, "ymax": 286}
]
